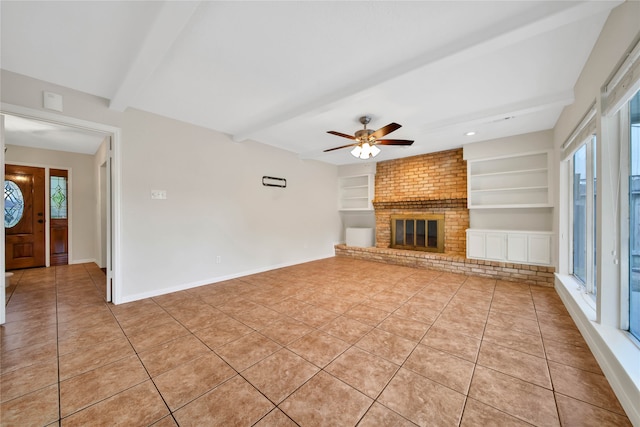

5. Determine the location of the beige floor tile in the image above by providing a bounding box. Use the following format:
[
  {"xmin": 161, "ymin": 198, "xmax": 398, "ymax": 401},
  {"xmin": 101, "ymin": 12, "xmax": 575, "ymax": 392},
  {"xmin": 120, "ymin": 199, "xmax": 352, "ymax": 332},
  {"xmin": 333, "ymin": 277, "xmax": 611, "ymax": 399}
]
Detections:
[
  {"xmin": 0, "ymin": 359, "xmax": 58, "ymax": 403},
  {"xmin": 0, "ymin": 340, "xmax": 58, "ymax": 374},
  {"xmin": 290, "ymin": 304, "xmax": 339, "ymax": 328},
  {"xmin": 482, "ymin": 322, "xmax": 545, "ymax": 357},
  {"xmin": 326, "ymin": 346, "xmax": 399, "ymax": 398},
  {"xmin": 287, "ymin": 329, "xmax": 350, "ymax": 368},
  {"xmin": 173, "ymin": 375, "xmax": 273, "ymax": 426},
  {"xmin": 555, "ymin": 392, "xmax": 632, "ymax": 427},
  {"xmin": 548, "ymin": 361, "xmax": 626, "ymax": 415},
  {"xmin": 137, "ymin": 334, "xmax": 211, "ymax": 377},
  {"xmin": 259, "ymin": 317, "xmax": 313, "ymax": 345},
  {"xmin": 391, "ymin": 300, "xmax": 441, "ymax": 324},
  {"xmin": 150, "ymin": 415, "xmax": 179, "ymax": 427},
  {"xmin": 0, "ymin": 383, "xmax": 59, "ymax": 427},
  {"xmin": 193, "ymin": 315, "xmax": 254, "ymax": 349},
  {"xmin": 379, "ymin": 368, "xmax": 466, "ymax": 426},
  {"xmin": 468, "ymin": 365, "xmax": 559, "ymax": 426},
  {"xmin": 61, "ymin": 380, "xmax": 168, "ymax": 426},
  {"xmin": 421, "ymin": 325, "xmax": 482, "ymax": 362},
  {"xmin": 356, "ymin": 328, "xmax": 416, "ymax": 365},
  {"xmin": 433, "ymin": 311, "xmax": 487, "ymax": 339},
  {"xmin": 232, "ymin": 304, "xmax": 285, "ymax": 329},
  {"xmin": 243, "ymin": 349, "xmax": 319, "ymax": 404},
  {"xmin": 216, "ymin": 331, "xmax": 281, "ymax": 371},
  {"xmin": 357, "ymin": 402, "xmax": 417, "ymax": 427},
  {"xmin": 59, "ymin": 336, "xmax": 134, "ymax": 380},
  {"xmin": 154, "ymin": 352, "xmax": 236, "ymax": 411},
  {"xmin": 486, "ymin": 310, "xmax": 541, "ymax": 336},
  {"xmin": 254, "ymin": 408, "xmax": 298, "ymax": 427},
  {"xmin": 344, "ymin": 303, "xmax": 390, "ymax": 326},
  {"xmin": 377, "ymin": 313, "xmax": 430, "ymax": 341},
  {"xmin": 544, "ymin": 339, "xmax": 603, "ymax": 374},
  {"xmin": 460, "ymin": 397, "xmax": 531, "ymax": 426},
  {"xmin": 126, "ymin": 319, "xmax": 190, "ymax": 352},
  {"xmin": 477, "ymin": 341, "xmax": 551, "ymax": 389},
  {"xmin": 404, "ymin": 344, "xmax": 475, "ymax": 394},
  {"xmin": 279, "ymin": 371, "xmax": 372, "ymax": 426},
  {"xmin": 319, "ymin": 315, "xmax": 373, "ymax": 344},
  {"xmin": 60, "ymin": 354, "xmax": 149, "ymax": 417}
]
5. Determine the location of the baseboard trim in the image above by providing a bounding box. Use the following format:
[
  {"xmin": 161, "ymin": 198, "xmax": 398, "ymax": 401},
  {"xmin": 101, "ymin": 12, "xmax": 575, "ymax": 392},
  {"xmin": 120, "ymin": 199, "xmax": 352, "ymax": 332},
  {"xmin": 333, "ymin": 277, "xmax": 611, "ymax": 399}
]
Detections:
[
  {"xmin": 117, "ymin": 254, "xmax": 335, "ymax": 304},
  {"xmin": 555, "ymin": 274, "xmax": 640, "ymax": 426}
]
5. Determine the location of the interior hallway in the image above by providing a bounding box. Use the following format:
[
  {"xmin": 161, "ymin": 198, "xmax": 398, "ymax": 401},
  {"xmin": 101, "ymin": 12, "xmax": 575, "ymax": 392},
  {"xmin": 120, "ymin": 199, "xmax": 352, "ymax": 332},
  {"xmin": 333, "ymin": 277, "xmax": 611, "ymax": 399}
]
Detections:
[{"xmin": 0, "ymin": 258, "xmax": 631, "ymax": 426}]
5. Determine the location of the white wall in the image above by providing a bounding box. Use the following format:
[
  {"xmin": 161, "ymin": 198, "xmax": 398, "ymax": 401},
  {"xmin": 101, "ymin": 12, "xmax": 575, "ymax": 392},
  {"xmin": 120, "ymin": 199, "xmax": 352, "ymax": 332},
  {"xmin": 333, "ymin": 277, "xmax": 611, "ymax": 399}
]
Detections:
[
  {"xmin": 1, "ymin": 70, "xmax": 342, "ymax": 302},
  {"xmin": 120, "ymin": 108, "xmax": 341, "ymax": 300},
  {"xmin": 4, "ymin": 144, "xmax": 97, "ymax": 264}
]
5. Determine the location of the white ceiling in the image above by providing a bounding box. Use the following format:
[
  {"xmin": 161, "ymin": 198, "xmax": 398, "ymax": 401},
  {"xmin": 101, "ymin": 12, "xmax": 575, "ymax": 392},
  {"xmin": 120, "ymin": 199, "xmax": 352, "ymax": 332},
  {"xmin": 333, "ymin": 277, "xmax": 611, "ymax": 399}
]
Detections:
[{"xmin": 0, "ymin": 1, "xmax": 621, "ymax": 164}]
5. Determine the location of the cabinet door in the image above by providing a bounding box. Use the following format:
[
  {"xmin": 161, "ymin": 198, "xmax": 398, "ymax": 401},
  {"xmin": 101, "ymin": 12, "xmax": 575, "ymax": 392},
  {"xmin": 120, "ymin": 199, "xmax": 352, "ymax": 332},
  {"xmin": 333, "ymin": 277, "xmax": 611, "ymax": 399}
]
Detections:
[
  {"xmin": 467, "ymin": 232, "xmax": 486, "ymax": 259},
  {"xmin": 507, "ymin": 234, "xmax": 528, "ymax": 263},
  {"xmin": 528, "ymin": 234, "xmax": 551, "ymax": 265},
  {"xmin": 485, "ymin": 233, "xmax": 506, "ymax": 261}
]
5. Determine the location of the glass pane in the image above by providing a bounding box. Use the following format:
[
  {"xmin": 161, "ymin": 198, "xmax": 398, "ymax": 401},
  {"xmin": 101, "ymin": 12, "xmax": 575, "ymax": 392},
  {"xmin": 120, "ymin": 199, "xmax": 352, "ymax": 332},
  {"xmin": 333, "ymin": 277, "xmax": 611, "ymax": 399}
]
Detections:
[
  {"xmin": 51, "ymin": 176, "xmax": 67, "ymax": 219},
  {"xmin": 629, "ymin": 89, "xmax": 640, "ymax": 340},
  {"xmin": 573, "ymin": 145, "xmax": 587, "ymax": 284},
  {"xmin": 4, "ymin": 180, "xmax": 24, "ymax": 228},
  {"xmin": 416, "ymin": 220, "xmax": 426, "ymax": 246},
  {"xmin": 395, "ymin": 220, "xmax": 404, "ymax": 246},
  {"xmin": 592, "ymin": 137, "xmax": 597, "ymax": 297},
  {"xmin": 427, "ymin": 220, "xmax": 438, "ymax": 248},
  {"xmin": 405, "ymin": 220, "xmax": 414, "ymax": 246}
]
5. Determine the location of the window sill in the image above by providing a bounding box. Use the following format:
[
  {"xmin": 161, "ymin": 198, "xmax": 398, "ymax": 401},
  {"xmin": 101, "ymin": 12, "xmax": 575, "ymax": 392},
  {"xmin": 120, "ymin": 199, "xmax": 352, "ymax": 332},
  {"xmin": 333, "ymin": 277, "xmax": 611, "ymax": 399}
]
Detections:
[{"xmin": 555, "ymin": 274, "xmax": 640, "ymax": 425}]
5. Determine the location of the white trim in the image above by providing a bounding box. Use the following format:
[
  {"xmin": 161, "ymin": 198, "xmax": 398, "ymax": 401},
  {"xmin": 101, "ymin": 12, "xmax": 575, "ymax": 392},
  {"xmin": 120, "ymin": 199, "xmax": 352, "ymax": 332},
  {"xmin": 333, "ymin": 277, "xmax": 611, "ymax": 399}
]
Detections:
[
  {"xmin": 602, "ymin": 35, "xmax": 640, "ymax": 116},
  {"xmin": 118, "ymin": 254, "xmax": 335, "ymax": 304},
  {"xmin": 556, "ymin": 274, "xmax": 640, "ymax": 426},
  {"xmin": 561, "ymin": 101, "xmax": 597, "ymax": 158},
  {"xmin": 0, "ymin": 103, "xmax": 122, "ymax": 305},
  {"xmin": 70, "ymin": 258, "xmax": 97, "ymax": 265}
]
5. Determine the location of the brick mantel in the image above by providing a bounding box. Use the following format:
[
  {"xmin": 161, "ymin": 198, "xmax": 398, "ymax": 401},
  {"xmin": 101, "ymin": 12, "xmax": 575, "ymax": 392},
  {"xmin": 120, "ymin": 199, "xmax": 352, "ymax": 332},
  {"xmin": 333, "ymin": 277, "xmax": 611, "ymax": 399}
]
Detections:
[{"xmin": 372, "ymin": 197, "xmax": 467, "ymax": 210}]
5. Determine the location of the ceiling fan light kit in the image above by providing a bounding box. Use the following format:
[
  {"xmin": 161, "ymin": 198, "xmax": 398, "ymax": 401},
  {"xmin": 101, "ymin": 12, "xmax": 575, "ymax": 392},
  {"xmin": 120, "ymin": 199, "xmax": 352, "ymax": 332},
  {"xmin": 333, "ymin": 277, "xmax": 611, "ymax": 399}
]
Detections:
[{"xmin": 325, "ymin": 115, "xmax": 414, "ymax": 160}]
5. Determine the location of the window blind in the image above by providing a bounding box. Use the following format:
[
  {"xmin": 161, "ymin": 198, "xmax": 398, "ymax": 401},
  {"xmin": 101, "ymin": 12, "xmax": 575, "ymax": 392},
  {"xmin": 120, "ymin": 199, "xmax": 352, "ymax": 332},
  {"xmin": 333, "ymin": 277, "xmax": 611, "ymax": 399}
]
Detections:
[{"xmin": 602, "ymin": 36, "xmax": 640, "ymax": 117}]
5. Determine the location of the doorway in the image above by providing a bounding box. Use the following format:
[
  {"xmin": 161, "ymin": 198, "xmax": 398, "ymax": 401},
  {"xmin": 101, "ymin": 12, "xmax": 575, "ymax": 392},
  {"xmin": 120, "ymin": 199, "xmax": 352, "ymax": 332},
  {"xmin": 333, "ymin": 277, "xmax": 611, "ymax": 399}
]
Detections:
[{"xmin": 0, "ymin": 106, "xmax": 121, "ymax": 324}]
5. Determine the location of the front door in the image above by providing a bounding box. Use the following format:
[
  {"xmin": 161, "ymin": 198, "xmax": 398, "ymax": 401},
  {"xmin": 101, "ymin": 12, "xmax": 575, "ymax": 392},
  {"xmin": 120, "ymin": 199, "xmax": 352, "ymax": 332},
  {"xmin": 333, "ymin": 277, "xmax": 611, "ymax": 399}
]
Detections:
[{"xmin": 5, "ymin": 164, "xmax": 46, "ymax": 269}]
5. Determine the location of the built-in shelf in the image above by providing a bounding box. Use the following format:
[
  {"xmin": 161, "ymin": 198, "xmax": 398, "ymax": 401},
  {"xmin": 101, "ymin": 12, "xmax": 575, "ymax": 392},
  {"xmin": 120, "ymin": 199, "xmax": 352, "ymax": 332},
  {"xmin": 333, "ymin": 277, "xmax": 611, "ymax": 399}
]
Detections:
[
  {"xmin": 467, "ymin": 151, "xmax": 553, "ymax": 209},
  {"xmin": 339, "ymin": 174, "xmax": 374, "ymax": 211}
]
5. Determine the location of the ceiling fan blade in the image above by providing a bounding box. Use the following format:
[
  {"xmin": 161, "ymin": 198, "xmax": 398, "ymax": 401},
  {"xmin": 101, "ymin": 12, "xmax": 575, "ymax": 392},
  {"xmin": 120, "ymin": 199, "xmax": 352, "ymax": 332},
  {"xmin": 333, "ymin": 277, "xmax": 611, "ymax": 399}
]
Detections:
[
  {"xmin": 370, "ymin": 122, "xmax": 401, "ymax": 139},
  {"xmin": 376, "ymin": 139, "xmax": 414, "ymax": 146},
  {"xmin": 327, "ymin": 130, "xmax": 356, "ymax": 140},
  {"xmin": 323, "ymin": 142, "xmax": 359, "ymax": 152}
]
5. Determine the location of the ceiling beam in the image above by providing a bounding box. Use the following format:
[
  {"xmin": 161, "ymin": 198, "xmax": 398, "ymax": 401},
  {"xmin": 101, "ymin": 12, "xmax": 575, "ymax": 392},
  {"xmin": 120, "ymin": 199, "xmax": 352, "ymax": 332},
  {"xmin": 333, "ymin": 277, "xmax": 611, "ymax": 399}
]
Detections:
[
  {"xmin": 421, "ymin": 90, "xmax": 575, "ymax": 133},
  {"xmin": 109, "ymin": 1, "xmax": 201, "ymax": 112},
  {"xmin": 231, "ymin": 0, "xmax": 620, "ymax": 143}
]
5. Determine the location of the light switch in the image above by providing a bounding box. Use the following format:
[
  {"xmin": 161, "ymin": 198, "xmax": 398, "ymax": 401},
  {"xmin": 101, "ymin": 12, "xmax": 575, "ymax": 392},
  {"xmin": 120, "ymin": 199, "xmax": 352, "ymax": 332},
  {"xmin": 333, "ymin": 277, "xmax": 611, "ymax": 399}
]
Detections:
[{"xmin": 151, "ymin": 190, "xmax": 167, "ymax": 199}]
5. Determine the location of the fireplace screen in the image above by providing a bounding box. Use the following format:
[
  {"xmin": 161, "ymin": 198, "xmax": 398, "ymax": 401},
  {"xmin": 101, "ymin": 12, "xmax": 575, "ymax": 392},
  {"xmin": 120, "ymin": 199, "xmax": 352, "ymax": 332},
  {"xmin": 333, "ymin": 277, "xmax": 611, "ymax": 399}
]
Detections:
[{"xmin": 391, "ymin": 214, "xmax": 444, "ymax": 252}]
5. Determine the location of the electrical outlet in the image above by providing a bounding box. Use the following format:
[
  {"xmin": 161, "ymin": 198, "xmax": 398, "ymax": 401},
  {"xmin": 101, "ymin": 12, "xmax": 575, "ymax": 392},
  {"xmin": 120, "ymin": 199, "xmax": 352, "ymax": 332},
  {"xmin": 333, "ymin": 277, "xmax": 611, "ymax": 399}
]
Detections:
[{"xmin": 216, "ymin": 256, "xmax": 221, "ymax": 264}]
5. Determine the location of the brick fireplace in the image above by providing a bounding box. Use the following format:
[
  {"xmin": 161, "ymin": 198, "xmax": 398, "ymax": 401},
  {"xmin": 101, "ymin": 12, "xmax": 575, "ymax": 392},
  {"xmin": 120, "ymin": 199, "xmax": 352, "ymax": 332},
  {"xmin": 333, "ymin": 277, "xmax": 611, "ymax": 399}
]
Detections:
[
  {"xmin": 335, "ymin": 147, "xmax": 555, "ymax": 286},
  {"xmin": 373, "ymin": 148, "xmax": 468, "ymax": 256}
]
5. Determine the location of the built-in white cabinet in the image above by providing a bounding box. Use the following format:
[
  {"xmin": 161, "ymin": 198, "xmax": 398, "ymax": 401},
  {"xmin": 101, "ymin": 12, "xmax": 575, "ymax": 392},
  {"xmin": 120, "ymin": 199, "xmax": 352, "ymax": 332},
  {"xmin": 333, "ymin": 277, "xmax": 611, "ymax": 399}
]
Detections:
[
  {"xmin": 339, "ymin": 174, "xmax": 375, "ymax": 211},
  {"xmin": 467, "ymin": 151, "xmax": 552, "ymax": 209},
  {"xmin": 466, "ymin": 229, "xmax": 552, "ymax": 266}
]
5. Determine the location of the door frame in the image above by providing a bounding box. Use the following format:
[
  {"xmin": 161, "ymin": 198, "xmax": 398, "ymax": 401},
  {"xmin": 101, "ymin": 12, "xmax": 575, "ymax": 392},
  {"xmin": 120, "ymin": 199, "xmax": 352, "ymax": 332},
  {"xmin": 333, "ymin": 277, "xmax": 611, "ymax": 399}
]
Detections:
[{"xmin": 1, "ymin": 103, "xmax": 122, "ymax": 313}]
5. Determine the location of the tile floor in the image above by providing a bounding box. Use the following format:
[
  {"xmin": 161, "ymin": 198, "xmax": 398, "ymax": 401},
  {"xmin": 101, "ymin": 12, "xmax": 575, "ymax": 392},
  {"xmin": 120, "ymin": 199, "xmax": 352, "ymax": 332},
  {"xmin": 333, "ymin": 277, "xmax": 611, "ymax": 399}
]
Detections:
[{"xmin": 0, "ymin": 258, "xmax": 632, "ymax": 426}]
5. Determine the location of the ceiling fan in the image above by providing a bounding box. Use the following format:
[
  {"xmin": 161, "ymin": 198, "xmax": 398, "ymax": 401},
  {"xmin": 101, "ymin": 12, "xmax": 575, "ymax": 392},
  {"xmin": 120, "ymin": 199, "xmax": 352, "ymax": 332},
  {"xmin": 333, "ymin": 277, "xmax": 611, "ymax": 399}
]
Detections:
[{"xmin": 324, "ymin": 115, "xmax": 414, "ymax": 159}]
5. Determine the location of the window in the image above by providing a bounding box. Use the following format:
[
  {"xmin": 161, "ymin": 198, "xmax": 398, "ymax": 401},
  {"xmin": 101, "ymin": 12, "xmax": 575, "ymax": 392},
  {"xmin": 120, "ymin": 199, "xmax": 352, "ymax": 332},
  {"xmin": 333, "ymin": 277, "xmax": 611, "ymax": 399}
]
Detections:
[
  {"xmin": 50, "ymin": 175, "xmax": 68, "ymax": 219},
  {"xmin": 628, "ymin": 90, "xmax": 640, "ymax": 340},
  {"xmin": 4, "ymin": 180, "xmax": 24, "ymax": 228},
  {"xmin": 571, "ymin": 136, "xmax": 597, "ymax": 296}
]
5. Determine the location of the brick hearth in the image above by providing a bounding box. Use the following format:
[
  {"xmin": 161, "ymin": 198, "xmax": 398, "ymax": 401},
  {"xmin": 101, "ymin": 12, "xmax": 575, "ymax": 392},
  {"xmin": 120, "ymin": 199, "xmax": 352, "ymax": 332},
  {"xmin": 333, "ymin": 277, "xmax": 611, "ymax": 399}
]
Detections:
[{"xmin": 336, "ymin": 148, "xmax": 555, "ymax": 286}]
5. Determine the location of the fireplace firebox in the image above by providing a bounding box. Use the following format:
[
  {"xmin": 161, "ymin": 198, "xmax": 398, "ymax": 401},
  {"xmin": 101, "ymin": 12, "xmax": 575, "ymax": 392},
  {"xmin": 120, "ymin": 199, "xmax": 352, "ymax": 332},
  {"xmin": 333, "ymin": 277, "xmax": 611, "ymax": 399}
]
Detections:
[{"xmin": 390, "ymin": 214, "xmax": 445, "ymax": 252}]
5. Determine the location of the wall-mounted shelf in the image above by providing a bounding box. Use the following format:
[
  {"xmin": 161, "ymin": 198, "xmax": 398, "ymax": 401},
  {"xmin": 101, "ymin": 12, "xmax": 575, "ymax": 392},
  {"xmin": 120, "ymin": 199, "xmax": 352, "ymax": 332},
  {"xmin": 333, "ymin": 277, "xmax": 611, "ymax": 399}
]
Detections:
[
  {"xmin": 467, "ymin": 151, "xmax": 552, "ymax": 209},
  {"xmin": 339, "ymin": 174, "xmax": 374, "ymax": 211}
]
